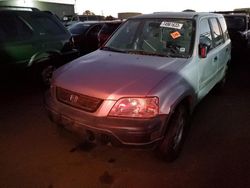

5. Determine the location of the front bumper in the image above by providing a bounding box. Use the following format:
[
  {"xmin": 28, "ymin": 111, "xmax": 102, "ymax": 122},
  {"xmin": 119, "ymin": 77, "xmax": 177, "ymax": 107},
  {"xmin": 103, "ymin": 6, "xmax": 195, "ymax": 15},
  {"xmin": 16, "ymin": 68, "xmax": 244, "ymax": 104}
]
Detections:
[{"xmin": 45, "ymin": 90, "xmax": 168, "ymax": 147}]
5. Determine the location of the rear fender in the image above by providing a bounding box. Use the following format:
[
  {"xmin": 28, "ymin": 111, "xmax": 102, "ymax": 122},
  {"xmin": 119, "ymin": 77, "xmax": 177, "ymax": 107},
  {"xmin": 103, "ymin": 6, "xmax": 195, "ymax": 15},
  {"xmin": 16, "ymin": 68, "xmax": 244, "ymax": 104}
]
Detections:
[{"xmin": 28, "ymin": 50, "xmax": 61, "ymax": 67}]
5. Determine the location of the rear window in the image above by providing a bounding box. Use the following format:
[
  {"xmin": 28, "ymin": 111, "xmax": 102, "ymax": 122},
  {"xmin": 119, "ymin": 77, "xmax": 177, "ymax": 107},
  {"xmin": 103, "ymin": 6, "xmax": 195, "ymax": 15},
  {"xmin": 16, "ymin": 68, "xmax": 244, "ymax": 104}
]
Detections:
[{"xmin": 68, "ymin": 23, "xmax": 90, "ymax": 35}]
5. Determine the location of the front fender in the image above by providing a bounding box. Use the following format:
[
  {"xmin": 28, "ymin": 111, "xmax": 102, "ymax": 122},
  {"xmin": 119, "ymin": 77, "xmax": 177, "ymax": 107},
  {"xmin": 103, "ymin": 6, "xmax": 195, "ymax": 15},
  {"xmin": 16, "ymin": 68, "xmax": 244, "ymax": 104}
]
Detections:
[{"xmin": 148, "ymin": 72, "xmax": 197, "ymax": 115}]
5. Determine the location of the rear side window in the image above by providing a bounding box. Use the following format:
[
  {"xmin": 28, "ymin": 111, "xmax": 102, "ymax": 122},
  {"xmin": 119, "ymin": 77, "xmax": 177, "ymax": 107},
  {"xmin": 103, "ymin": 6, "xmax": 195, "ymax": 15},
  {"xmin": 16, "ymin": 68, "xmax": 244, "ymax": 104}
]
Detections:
[
  {"xmin": 0, "ymin": 13, "xmax": 33, "ymax": 43},
  {"xmin": 218, "ymin": 17, "xmax": 229, "ymax": 40},
  {"xmin": 210, "ymin": 18, "xmax": 224, "ymax": 47},
  {"xmin": 27, "ymin": 14, "xmax": 66, "ymax": 36}
]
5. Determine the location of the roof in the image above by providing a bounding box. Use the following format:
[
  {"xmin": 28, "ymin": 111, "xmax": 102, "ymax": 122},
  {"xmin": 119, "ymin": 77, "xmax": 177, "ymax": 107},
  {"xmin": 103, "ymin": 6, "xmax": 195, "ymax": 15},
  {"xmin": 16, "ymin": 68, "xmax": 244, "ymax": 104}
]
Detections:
[{"xmin": 130, "ymin": 12, "xmax": 222, "ymax": 19}]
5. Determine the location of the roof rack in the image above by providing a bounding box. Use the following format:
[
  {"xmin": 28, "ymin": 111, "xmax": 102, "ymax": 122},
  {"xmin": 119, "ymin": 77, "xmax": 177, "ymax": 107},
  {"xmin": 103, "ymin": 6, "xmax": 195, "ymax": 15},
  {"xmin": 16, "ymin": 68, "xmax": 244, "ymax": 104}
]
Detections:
[{"xmin": 0, "ymin": 6, "xmax": 40, "ymax": 12}]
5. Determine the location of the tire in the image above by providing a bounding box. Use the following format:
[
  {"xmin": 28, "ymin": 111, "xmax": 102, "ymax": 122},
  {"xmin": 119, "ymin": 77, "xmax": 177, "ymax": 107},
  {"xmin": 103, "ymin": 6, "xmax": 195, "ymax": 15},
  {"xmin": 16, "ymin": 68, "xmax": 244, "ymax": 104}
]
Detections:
[
  {"xmin": 41, "ymin": 64, "xmax": 56, "ymax": 86},
  {"xmin": 156, "ymin": 104, "xmax": 190, "ymax": 162}
]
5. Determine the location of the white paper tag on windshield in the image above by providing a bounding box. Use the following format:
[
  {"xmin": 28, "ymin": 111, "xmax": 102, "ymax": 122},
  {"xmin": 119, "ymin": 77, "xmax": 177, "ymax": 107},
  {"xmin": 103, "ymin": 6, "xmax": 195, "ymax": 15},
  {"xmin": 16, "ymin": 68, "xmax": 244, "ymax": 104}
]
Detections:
[{"xmin": 160, "ymin": 22, "xmax": 183, "ymax": 29}]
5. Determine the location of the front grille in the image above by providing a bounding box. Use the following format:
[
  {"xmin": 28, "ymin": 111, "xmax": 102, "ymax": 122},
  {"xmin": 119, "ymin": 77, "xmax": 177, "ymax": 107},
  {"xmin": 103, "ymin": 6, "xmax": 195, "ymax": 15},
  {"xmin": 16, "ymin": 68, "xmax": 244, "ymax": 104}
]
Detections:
[{"xmin": 56, "ymin": 87, "xmax": 103, "ymax": 112}]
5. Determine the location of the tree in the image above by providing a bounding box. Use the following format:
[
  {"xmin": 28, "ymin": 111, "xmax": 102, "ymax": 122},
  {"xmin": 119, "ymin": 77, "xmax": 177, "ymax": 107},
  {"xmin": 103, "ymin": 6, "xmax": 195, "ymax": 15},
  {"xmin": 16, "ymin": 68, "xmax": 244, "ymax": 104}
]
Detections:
[
  {"xmin": 83, "ymin": 10, "xmax": 95, "ymax": 15},
  {"xmin": 105, "ymin": 15, "xmax": 116, "ymax": 20}
]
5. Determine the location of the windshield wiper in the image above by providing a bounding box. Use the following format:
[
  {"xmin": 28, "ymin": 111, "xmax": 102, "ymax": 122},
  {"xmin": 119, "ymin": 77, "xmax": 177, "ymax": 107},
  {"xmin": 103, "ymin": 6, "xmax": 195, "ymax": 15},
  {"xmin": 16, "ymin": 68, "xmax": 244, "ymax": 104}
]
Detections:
[
  {"xmin": 126, "ymin": 50, "xmax": 170, "ymax": 57},
  {"xmin": 167, "ymin": 53, "xmax": 189, "ymax": 58},
  {"xmin": 101, "ymin": 46, "xmax": 126, "ymax": 53}
]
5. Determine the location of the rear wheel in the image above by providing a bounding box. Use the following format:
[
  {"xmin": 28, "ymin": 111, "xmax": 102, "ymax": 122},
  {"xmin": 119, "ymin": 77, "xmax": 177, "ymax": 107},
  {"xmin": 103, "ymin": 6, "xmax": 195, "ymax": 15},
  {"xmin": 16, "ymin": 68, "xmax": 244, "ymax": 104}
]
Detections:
[{"xmin": 156, "ymin": 104, "xmax": 189, "ymax": 162}]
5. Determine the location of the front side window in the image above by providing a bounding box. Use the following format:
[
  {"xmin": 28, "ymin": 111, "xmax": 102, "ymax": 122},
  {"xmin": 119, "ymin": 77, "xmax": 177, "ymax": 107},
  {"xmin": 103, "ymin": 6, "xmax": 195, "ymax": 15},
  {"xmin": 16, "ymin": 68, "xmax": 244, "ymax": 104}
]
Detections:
[
  {"xmin": 199, "ymin": 18, "xmax": 213, "ymax": 50},
  {"xmin": 104, "ymin": 18, "xmax": 194, "ymax": 58}
]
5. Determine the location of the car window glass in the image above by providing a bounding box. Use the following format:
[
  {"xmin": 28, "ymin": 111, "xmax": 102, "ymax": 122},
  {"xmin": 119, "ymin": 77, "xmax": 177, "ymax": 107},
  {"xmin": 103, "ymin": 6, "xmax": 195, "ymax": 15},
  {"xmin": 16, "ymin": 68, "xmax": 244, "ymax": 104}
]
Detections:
[
  {"xmin": 106, "ymin": 19, "xmax": 194, "ymax": 57},
  {"xmin": 0, "ymin": 13, "xmax": 33, "ymax": 43},
  {"xmin": 87, "ymin": 25, "xmax": 102, "ymax": 37},
  {"xmin": 210, "ymin": 18, "xmax": 224, "ymax": 47},
  {"xmin": 101, "ymin": 23, "xmax": 121, "ymax": 34},
  {"xmin": 68, "ymin": 23, "xmax": 90, "ymax": 34},
  {"xmin": 28, "ymin": 14, "xmax": 65, "ymax": 36},
  {"xmin": 199, "ymin": 18, "xmax": 213, "ymax": 50},
  {"xmin": 218, "ymin": 17, "xmax": 229, "ymax": 40},
  {"xmin": 106, "ymin": 20, "xmax": 140, "ymax": 49},
  {"xmin": 224, "ymin": 16, "xmax": 246, "ymax": 31}
]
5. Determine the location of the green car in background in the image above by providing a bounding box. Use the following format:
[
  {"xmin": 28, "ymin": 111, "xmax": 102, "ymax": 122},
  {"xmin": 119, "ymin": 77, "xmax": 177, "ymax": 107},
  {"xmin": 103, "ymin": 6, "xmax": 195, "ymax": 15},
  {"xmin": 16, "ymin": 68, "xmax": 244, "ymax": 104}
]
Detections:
[{"xmin": 0, "ymin": 7, "xmax": 78, "ymax": 85}]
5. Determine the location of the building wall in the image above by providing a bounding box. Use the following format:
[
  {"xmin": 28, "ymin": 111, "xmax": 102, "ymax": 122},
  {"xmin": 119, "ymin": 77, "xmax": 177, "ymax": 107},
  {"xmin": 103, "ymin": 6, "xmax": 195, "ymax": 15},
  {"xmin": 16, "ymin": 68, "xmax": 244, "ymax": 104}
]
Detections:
[
  {"xmin": 118, "ymin": 12, "xmax": 142, "ymax": 19},
  {"xmin": 36, "ymin": 1, "xmax": 74, "ymax": 18},
  {"xmin": 0, "ymin": 0, "xmax": 75, "ymax": 18}
]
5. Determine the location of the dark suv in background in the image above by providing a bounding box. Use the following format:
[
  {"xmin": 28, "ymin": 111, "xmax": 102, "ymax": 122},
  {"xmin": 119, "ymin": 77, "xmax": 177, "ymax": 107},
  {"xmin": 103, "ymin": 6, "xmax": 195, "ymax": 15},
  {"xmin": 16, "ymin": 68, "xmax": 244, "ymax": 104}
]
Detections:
[
  {"xmin": 0, "ymin": 6, "xmax": 78, "ymax": 85},
  {"xmin": 98, "ymin": 20, "xmax": 123, "ymax": 46},
  {"xmin": 217, "ymin": 11, "xmax": 250, "ymax": 51},
  {"xmin": 68, "ymin": 21, "xmax": 105, "ymax": 55}
]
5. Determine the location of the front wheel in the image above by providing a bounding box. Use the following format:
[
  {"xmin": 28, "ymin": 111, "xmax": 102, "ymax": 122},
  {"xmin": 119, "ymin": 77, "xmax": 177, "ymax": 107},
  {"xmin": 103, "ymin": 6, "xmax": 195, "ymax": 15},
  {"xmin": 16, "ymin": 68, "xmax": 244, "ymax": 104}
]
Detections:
[{"xmin": 156, "ymin": 104, "xmax": 190, "ymax": 162}]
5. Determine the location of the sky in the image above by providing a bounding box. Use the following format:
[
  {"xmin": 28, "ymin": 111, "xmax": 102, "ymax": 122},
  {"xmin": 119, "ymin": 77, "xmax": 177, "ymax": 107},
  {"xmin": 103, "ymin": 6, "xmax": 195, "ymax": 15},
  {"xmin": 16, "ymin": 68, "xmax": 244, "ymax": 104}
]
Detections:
[
  {"xmin": 73, "ymin": 0, "xmax": 250, "ymax": 17},
  {"xmin": 41, "ymin": 0, "xmax": 250, "ymax": 17}
]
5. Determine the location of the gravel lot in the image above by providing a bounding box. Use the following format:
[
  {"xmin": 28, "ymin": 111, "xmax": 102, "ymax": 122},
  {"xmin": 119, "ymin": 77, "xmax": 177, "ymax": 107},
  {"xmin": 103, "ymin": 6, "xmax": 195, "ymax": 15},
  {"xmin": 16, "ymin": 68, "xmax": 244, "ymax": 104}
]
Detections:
[{"xmin": 1, "ymin": 51, "xmax": 250, "ymax": 188}]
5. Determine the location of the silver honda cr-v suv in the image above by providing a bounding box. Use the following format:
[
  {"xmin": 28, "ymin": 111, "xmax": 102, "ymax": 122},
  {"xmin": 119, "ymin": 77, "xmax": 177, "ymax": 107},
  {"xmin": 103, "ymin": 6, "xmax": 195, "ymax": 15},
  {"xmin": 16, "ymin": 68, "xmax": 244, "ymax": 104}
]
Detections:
[{"xmin": 46, "ymin": 12, "xmax": 231, "ymax": 162}]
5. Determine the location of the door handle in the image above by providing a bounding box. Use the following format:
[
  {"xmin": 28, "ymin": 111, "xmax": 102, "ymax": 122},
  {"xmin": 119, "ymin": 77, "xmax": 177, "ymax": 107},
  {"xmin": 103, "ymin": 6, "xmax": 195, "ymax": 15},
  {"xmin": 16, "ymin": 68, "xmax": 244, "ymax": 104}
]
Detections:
[{"xmin": 214, "ymin": 56, "xmax": 218, "ymax": 62}]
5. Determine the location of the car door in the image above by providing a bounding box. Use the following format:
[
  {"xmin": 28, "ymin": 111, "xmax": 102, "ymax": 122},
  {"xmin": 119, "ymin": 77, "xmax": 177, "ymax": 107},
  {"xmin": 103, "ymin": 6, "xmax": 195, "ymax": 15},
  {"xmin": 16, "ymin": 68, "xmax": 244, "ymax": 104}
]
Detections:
[
  {"xmin": 198, "ymin": 17, "xmax": 218, "ymax": 97},
  {"xmin": 216, "ymin": 17, "xmax": 231, "ymax": 73}
]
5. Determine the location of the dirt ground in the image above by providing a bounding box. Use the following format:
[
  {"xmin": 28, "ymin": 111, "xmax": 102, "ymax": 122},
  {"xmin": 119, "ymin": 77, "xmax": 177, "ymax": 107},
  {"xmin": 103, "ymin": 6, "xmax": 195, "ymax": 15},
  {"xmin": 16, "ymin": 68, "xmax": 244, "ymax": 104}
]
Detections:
[{"xmin": 0, "ymin": 51, "xmax": 250, "ymax": 188}]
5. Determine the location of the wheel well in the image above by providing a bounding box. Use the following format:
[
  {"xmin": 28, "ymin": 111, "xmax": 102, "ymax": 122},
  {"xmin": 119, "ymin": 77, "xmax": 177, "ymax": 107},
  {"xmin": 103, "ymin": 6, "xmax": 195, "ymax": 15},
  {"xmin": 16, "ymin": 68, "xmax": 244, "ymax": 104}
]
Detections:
[
  {"xmin": 179, "ymin": 96, "xmax": 192, "ymax": 114},
  {"xmin": 163, "ymin": 95, "xmax": 192, "ymax": 136},
  {"xmin": 172, "ymin": 96, "xmax": 192, "ymax": 116}
]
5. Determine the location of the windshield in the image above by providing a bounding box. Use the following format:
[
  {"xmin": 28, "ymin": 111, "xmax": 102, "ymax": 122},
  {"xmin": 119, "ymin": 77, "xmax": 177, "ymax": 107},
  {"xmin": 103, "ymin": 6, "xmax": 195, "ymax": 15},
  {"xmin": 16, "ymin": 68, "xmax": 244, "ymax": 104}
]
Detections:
[
  {"xmin": 103, "ymin": 18, "xmax": 194, "ymax": 58},
  {"xmin": 224, "ymin": 16, "xmax": 246, "ymax": 31}
]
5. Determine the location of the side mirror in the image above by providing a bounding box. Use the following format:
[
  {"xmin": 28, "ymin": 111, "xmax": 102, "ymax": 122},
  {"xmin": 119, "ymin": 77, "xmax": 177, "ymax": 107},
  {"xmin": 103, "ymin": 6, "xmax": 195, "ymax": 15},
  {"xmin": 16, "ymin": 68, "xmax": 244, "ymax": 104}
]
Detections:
[
  {"xmin": 199, "ymin": 44, "xmax": 208, "ymax": 58},
  {"xmin": 199, "ymin": 36, "xmax": 212, "ymax": 58}
]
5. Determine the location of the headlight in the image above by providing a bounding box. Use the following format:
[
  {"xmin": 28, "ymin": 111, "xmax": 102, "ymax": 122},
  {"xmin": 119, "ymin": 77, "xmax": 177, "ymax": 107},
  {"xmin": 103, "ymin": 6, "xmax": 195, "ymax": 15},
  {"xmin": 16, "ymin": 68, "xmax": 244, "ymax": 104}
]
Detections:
[{"xmin": 108, "ymin": 97, "xmax": 159, "ymax": 118}]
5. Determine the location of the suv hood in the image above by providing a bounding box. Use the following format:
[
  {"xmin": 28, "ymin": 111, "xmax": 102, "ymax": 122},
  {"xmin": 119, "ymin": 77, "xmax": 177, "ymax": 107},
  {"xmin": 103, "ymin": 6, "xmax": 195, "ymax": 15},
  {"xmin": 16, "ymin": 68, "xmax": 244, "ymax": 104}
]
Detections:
[{"xmin": 54, "ymin": 50, "xmax": 188, "ymax": 100}]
